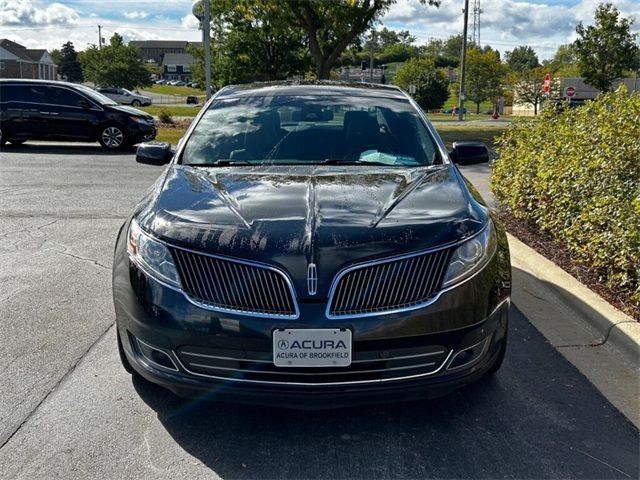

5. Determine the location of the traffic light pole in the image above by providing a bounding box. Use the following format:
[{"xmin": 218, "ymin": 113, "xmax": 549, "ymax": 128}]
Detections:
[{"xmin": 458, "ymin": 0, "xmax": 469, "ymax": 122}]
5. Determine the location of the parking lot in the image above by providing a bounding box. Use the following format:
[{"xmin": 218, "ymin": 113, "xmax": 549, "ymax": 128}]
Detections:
[{"xmin": 0, "ymin": 143, "xmax": 638, "ymax": 479}]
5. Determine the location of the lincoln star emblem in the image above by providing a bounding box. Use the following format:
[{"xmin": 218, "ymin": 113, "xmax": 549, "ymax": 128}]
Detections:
[{"xmin": 307, "ymin": 262, "xmax": 318, "ymax": 296}]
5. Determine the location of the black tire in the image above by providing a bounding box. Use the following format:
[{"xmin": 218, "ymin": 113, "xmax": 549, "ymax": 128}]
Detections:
[
  {"xmin": 117, "ymin": 329, "xmax": 135, "ymax": 374},
  {"xmin": 486, "ymin": 330, "xmax": 508, "ymax": 376},
  {"xmin": 99, "ymin": 124, "xmax": 128, "ymax": 150},
  {"xmin": 131, "ymin": 99, "xmax": 141, "ymax": 107},
  {"xmin": 9, "ymin": 139, "xmax": 25, "ymax": 146}
]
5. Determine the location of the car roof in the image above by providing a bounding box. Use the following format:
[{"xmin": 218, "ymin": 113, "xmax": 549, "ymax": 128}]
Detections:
[
  {"xmin": 217, "ymin": 80, "xmax": 408, "ymax": 100},
  {"xmin": 0, "ymin": 79, "xmax": 86, "ymax": 88}
]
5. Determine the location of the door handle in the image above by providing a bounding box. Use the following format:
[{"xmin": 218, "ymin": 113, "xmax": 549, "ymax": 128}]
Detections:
[
  {"xmin": 48, "ymin": 112, "xmax": 59, "ymax": 116},
  {"xmin": 39, "ymin": 111, "xmax": 50, "ymax": 115}
]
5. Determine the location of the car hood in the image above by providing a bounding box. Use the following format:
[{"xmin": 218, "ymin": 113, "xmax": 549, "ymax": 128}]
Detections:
[
  {"xmin": 110, "ymin": 104, "xmax": 152, "ymax": 119},
  {"xmin": 138, "ymin": 164, "xmax": 487, "ymax": 298}
]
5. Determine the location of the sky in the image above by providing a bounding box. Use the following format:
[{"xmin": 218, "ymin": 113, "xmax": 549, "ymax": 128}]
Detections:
[{"xmin": 1, "ymin": 0, "xmax": 639, "ymax": 60}]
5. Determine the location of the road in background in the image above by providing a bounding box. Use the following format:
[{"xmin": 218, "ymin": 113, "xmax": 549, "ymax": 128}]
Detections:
[{"xmin": 0, "ymin": 143, "xmax": 637, "ymax": 478}]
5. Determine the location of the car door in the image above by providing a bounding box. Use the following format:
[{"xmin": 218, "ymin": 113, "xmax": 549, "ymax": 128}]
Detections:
[
  {"xmin": 17, "ymin": 84, "xmax": 53, "ymax": 139},
  {"xmin": 44, "ymin": 86, "xmax": 99, "ymax": 140},
  {"xmin": 0, "ymin": 84, "xmax": 30, "ymax": 139}
]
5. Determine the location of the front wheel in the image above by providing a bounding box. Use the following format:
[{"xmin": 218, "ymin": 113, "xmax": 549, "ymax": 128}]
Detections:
[
  {"xmin": 99, "ymin": 125, "xmax": 127, "ymax": 150},
  {"xmin": 9, "ymin": 139, "xmax": 25, "ymax": 146},
  {"xmin": 131, "ymin": 99, "xmax": 141, "ymax": 107},
  {"xmin": 485, "ymin": 330, "xmax": 508, "ymax": 376},
  {"xmin": 117, "ymin": 329, "xmax": 135, "ymax": 374}
]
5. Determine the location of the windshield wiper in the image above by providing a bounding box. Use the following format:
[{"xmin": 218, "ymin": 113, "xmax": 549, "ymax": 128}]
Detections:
[
  {"xmin": 189, "ymin": 160, "xmax": 253, "ymax": 167},
  {"xmin": 322, "ymin": 158, "xmax": 392, "ymax": 166}
]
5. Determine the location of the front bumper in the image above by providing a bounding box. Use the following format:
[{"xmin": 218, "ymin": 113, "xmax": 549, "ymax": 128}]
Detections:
[{"xmin": 113, "ymin": 227, "xmax": 511, "ymax": 408}]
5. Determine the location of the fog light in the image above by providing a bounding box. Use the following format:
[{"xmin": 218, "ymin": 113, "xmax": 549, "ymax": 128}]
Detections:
[
  {"xmin": 447, "ymin": 337, "xmax": 489, "ymax": 370},
  {"xmin": 136, "ymin": 337, "xmax": 179, "ymax": 372}
]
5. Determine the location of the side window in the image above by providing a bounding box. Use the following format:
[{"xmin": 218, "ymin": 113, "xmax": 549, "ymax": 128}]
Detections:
[
  {"xmin": 26, "ymin": 85, "xmax": 49, "ymax": 104},
  {"xmin": 47, "ymin": 87, "xmax": 87, "ymax": 107}
]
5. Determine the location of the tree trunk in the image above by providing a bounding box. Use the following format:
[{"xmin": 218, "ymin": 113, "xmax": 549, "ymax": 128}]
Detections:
[{"xmin": 476, "ymin": 102, "xmax": 480, "ymax": 114}]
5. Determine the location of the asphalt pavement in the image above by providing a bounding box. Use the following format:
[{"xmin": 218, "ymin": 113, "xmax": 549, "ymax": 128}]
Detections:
[{"xmin": 0, "ymin": 142, "xmax": 638, "ymax": 479}]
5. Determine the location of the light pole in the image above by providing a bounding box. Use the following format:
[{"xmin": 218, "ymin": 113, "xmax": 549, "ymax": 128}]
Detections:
[
  {"xmin": 193, "ymin": 0, "xmax": 212, "ymax": 100},
  {"xmin": 458, "ymin": 0, "xmax": 469, "ymax": 122}
]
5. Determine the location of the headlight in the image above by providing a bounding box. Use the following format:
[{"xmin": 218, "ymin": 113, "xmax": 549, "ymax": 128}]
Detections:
[
  {"xmin": 442, "ymin": 220, "xmax": 497, "ymax": 288},
  {"xmin": 127, "ymin": 219, "xmax": 181, "ymax": 288}
]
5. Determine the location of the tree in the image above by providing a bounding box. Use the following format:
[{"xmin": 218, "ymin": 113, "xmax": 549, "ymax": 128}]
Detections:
[
  {"xmin": 394, "ymin": 58, "xmax": 449, "ymax": 110},
  {"xmin": 543, "ymin": 44, "xmax": 579, "ymax": 76},
  {"xmin": 191, "ymin": 0, "xmax": 307, "ymax": 86},
  {"xmin": 574, "ymin": 3, "xmax": 640, "ymax": 92},
  {"xmin": 79, "ymin": 33, "xmax": 151, "ymax": 89},
  {"xmin": 510, "ymin": 66, "xmax": 559, "ymax": 115},
  {"xmin": 505, "ymin": 45, "xmax": 539, "ymax": 74},
  {"xmin": 465, "ymin": 47, "xmax": 506, "ymax": 114},
  {"xmin": 285, "ymin": 0, "xmax": 439, "ymax": 79},
  {"xmin": 57, "ymin": 42, "xmax": 84, "ymax": 83}
]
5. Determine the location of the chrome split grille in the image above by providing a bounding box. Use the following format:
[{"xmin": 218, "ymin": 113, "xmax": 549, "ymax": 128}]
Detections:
[
  {"xmin": 175, "ymin": 344, "xmax": 451, "ymax": 385},
  {"xmin": 328, "ymin": 247, "xmax": 452, "ymax": 317},
  {"xmin": 171, "ymin": 247, "xmax": 297, "ymax": 318}
]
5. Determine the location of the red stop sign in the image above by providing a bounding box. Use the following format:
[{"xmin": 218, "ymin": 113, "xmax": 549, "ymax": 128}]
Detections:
[
  {"xmin": 565, "ymin": 86, "xmax": 576, "ymax": 97},
  {"xmin": 543, "ymin": 73, "xmax": 551, "ymax": 93}
]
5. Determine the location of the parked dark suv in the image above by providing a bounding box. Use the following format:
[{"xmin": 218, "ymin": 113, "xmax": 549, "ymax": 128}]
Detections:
[{"xmin": 0, "ymin": 80, "xmax": 156, "ymax": 149}]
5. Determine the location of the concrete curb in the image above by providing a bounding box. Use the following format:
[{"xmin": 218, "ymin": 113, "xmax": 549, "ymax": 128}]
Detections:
[{"xmin": 507, "ymin": 233, "xmax": 639, "ymax": 363}]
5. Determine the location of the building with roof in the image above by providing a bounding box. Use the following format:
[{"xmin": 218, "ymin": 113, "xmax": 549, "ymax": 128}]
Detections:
[
  {"xmin": 162, "ymin": 53, "xmax": 195, "ymax": 82},
  {"xmin": 0, "ymin": 39, "xmax": 57, "ymax": 80},
  {"xmin": 129, "ymin": 40, "xmax": 202, "ymax": 64}
]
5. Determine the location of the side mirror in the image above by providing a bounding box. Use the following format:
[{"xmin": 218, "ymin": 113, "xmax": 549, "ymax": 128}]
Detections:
[
  {"xmin": 78, "ymin": 99, "xmax": 91, "ymax": 109},
  {"xmin": 136, "ymin": 141, "xmax": 173, "ymax": 165},
  {"xmin": 450, "ymin": 141, "xmax": 489, "ymax": 165}
]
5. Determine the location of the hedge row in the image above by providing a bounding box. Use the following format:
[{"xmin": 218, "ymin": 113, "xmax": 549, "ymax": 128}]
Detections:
[{"xmin": 491, "ymin": 86, "xmax": 640, "ymax": 306}]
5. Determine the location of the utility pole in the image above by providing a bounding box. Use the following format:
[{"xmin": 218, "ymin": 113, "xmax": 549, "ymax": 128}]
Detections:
[
  {"xmin": 458, "ymin": 0, "xmax": 469, "ymax": 122},
  {"xmin": 203, "ymin": 0, "xmax": 212, "ymax": 100},
  {"xmin": 98, "ymin": 25, "xmax": 102, "ymax": 50},
  {"xmin": 369, "ymin": 30, "xmax": 376, "ymax": 82}
]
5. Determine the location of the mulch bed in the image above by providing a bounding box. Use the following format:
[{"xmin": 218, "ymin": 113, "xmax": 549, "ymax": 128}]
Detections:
[{"xmin": 496, "ymin": 207, "xmax": 639, "ymax": 321}]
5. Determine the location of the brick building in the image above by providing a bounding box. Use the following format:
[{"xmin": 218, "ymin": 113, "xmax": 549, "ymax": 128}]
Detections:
[{"xmin": 0, "ymin": 39, "xmax": 57, "ymax": 80}]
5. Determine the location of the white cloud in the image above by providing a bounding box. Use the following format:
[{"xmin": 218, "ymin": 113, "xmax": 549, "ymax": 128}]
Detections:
[
  {"xmin": 382, "ymin": 0, "xmax": 640, "ymax": 60},
  {"xmin": 181, "ymin": 13, "xmax": 200, "ymax": 29},
  {"xmin": 0, "ymin": 0, "xmax": 79, "ymax": 26},
  {"xmin": 123, "ymin": 11, "xmax": 149, "ymax": 20}
]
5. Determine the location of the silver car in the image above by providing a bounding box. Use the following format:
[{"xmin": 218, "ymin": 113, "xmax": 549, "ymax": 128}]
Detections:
[{"xmin": 95, "ymin": 87, "xmax": 152, "ymax": 107}]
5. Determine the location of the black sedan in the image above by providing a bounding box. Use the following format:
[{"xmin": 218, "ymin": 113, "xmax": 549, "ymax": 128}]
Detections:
[{"xmin": 113, "ymin": 82, "xmax": 511, "ymax": 408}]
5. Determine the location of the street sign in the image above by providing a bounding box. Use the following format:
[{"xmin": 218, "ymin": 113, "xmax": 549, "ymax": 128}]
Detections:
[
  {"xmin": 543, "ymin": 73, "xmax": 551, "ymax": 94},
  {"xmin": 565, "ymin": 86, "xmax": 576, "ymax": 98}
]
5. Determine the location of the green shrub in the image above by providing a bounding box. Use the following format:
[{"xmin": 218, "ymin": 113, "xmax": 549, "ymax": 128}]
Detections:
[
  {"xmin": 157, "ymin": 107, "xmax": 174, "ymax": 125},
  {"xmin": 491, "ymin": 86, "xmax": 640, "ymax": 306}
]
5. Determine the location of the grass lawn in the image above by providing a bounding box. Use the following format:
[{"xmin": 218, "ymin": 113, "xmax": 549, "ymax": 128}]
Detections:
[
  {"xmin": 143, "ymin": 84, "xmax": 204, "ymax": 96},
  {"xmin": 434, "ymin": 124, "xmax": 508, "ymax": 150},
  {"xmin": 140, "ymin": 105, "xmax": 202, "ymax": 117},
  {"xmin": 156, "ymin": 127, "xmax": 187, "ymax": 145}
]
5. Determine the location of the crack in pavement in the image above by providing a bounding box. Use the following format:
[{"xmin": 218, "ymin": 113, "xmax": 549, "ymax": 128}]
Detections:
[
  {"xmin": 56, "ymin": 247, "xmax": 110, "ymax": 270},
  {"xmin": 0, "ymin": 322, "xmax": 116, "ymax": 449},
  {"xmin": 554, "ymin": 321, "xmax": 639, "ymax": 349}
]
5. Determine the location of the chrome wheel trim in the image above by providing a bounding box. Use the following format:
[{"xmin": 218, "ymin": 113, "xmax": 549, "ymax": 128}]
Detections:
[{"xmin": 102, "ymin": 126, "xmax": 124, "ymax": 148}]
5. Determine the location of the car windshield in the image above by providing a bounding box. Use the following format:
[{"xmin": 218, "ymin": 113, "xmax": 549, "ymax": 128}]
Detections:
[
  {"xmin": 181, "ymin": 92, "xmax": 441, "ymax": 167},
  {"xmin": 76, "ymin": 85, "xmax": 118, "ymax": 105}
]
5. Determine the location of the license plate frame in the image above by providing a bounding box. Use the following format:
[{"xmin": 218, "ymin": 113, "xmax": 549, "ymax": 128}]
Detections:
[{"xmin": 272, "ymin": 328, "xmax": 352, "ymax": 367}]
